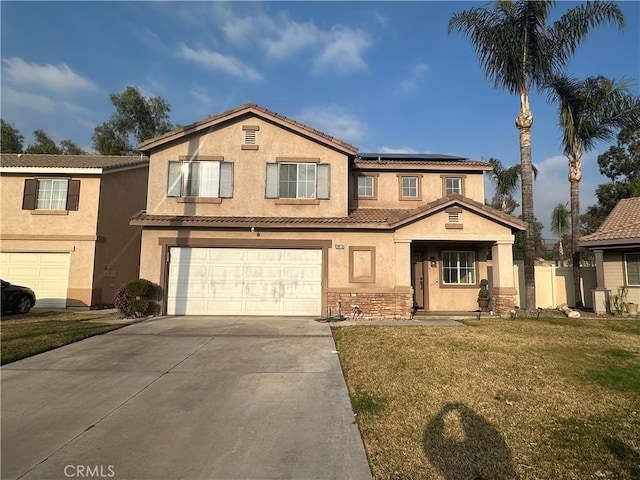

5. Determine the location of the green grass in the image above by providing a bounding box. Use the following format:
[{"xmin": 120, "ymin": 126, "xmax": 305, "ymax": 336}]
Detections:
[
  {"xmin": 1, "ymin": 316, "xmax": 128, "ymax": 365},
  {"xmin": 333, "ymin": 317, "xmax": 640, "ymax": 480}
]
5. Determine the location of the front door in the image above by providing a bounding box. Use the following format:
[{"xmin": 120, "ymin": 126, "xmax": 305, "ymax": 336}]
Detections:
[{"xmin": 412, "ymin": 250, "xmax": 425, "ymax": 310}]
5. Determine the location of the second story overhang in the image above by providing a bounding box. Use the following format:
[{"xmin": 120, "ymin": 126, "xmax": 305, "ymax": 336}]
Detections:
[{"xmin": 353, "ymin": 153, "xmax": 492, "ymax": 172}]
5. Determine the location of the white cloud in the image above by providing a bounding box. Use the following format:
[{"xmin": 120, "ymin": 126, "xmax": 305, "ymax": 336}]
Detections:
[
  {"xmin": 297, "ymin": 105, "xmax": 367, "ymax": 144},
  {"xmin": 313, "ymin": 27, "xmax": 372, "ymax": 75},
  {"xmin": 400, "ymin": 62, "xmax": 429, "ymax": 94},
  {"xmin": 178, "ymin": 44, "xmax": 263, "ymax": 82},
  {"xmin": 1, "ymin": 57, "xmax": 97, "ymax": 94},
  {"xmin": 378, "ymin": 146, "xmax": 420, "ymax": 154},
  {"xmin": 264, "ymin": 20, "xmax": 322, "ymax": 60},
  {"xmin": 2, "ymin": 86, "xmax": 58, "ymax": 113}
]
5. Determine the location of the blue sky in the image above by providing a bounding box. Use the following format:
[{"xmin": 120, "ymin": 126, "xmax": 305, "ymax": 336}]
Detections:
[{"xmin": 2, "ymin": 1, "xmax": 638, "ymax": 236}]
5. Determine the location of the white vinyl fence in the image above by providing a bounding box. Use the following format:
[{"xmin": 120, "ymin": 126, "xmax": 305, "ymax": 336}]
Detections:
[{"xmin": 489, "ymin": 262, "xmax": 597, "ymax": 310}]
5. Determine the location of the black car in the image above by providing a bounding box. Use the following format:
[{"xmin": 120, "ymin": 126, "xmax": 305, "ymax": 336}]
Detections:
[{"xmin": 1, "ymin": 279, "xmax": 36, "ymax": 314}]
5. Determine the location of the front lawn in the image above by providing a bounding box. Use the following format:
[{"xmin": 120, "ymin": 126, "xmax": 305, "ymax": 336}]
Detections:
[
  {"xmin": 333, "ymin": 317, "xmax": 640, "ymax": 480},
  {"xmin": 1, "ymin": 312, "xmax": 129, "ymax": 365}
]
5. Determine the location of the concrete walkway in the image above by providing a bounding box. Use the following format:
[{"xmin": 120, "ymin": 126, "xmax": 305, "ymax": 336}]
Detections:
[{"xmin": 1, "ymin": 316, "xmax": 372, "ymax": 480}]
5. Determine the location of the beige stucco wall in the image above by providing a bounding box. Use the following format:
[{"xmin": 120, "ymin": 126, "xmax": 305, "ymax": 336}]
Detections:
[
  {"xmin": 353, "ymin": 170, "xmax": 485, "ymax": 209},
  {"xmin": 0, "ymin": 173, "xmax": 102, "ymax": 306},
  {"xmin": 145, "ymin": 115, "xmax": 350, "ymax": 218},
  {"xmin": 1, "ymin": 167, "xmax": 148, "ymax": 307},
  {"xmin": 139, "ymin": 203, "xmax": 515, "ymax": 313},
  {"xmin": 94, "ymin": 167, "xmax": 149, "ymax": 304}
]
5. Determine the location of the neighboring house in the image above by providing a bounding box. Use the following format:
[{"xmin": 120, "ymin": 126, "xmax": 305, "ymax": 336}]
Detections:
[
  {"xmin": 579, "ymin": 197, "xmax": 640, "ymax": 313},
  {"xmin": 0, "ymin": 154, "xmax": 149, "ymax": 308},
  {"xmin": 133, "ymin": 103, "xmax": 526, "ymax": 318}
]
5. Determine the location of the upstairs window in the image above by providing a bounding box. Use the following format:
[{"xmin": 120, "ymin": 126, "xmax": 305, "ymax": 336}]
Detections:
[
  {"xmin": 398, "ymin": 174, "xmax": 422, "ymax": 200},
  {"xmin": 357, "ymin": 176, "xmax": 375, "ymax": 198},
  {"xmin": 22, "ymin": 178, "xmax": 80, "ymax": 211},
  {"xmin": 265, "ymin": 161, "xmax": 330, "ymax": 200},
  {"xmin": 442, "ymin": 251, "xmax": 476, "ymax": 285},
  {"xmin": 445, "ymin": 177, "xmax": 462, "ymax": 195},
  {"xmin": 167, "ymin": 160, "xmax": 234, "ymax": 198}
]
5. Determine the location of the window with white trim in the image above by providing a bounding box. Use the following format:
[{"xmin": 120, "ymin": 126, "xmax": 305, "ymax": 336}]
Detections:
[
  {"xmin": 22, "ymin": 178, "xmax": 80, "ymax": 211},
  {"xmin": 265, "ymin": 162, "xmax": 330, "ymax": 200},
  {"xmin": 167, "ymin": 161, "xmax": 234, "ymax": 198},
  {"xmin": 625, "ymin": 253, "xmax": 640, "ymax": 286},
  {"xmin": 442, "ymin": 251, "xmax": 476, "ymax": 285},
  {"xmin": 445, "ymin": 177, "xmax": 462, "ymax": 195},
  {"xmin": 401, "ymin": 176, "xmax": 419, "ymax": 198},
  {"xmin": 357, "ymin": 176, "xmax": 374, "ymax": 198},
  {"xmin": 37, "ymin": 179, "xmax": 68, "ymax": 210}
]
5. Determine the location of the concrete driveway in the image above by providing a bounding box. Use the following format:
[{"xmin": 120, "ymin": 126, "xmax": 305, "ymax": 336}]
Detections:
[{"xmin": 1, "ymin": 316, "xmax": 372, "ymax": 480}]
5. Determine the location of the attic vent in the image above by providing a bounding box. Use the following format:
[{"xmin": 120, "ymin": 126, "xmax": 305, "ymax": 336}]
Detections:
[
  {"xmin": 447, "ymin": 212, "xmax": 460, "ymax": 223},
  {"xmin": 244, "ymin": 129, "xmax": 257, "ymax": 145}
]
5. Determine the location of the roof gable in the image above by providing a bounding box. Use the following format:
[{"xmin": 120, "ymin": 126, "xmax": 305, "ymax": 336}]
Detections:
[
  {"xmin": 386, "ymin": 194, "xmax": 527, "ymax": 231},
  {"xmin": 580, "ymin": 197, "xmax": 640, "ymax": 246},
  {"xmin": 138, "ymin": 103, "xmax": 358, "ymax": 155}
]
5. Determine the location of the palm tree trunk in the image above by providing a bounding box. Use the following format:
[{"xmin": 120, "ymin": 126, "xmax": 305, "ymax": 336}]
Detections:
[
  {"xmin": 516, "ymin": 99, "xmax": 536, "ymax": 311},
  {"xmin": 569, "ymin": 154, "xmax": 583, "ymax": 308}
]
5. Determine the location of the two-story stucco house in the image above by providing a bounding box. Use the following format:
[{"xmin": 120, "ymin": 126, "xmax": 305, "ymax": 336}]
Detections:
[
  {"xmin": 0, "ymin": 154, "xmax": 149, "ymax": 308},
  {"xmin": 132, "ymin": 103, "xmax": 526, "ymax": 318}
]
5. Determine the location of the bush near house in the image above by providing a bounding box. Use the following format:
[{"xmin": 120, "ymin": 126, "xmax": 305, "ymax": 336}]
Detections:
[{"xmin": 114, "ymin": 279, "xmax": 160, "ymax": 318}]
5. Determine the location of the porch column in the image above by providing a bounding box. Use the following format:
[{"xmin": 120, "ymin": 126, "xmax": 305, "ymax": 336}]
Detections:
[
  {"xmin": 491, "ymin": 240, "xmax": 518, "ymax": 316},
  {"xmin": 592, "ymin": 249, "xmax": 609, "ymax": 314},
  {"xmin": 394, "ymin": 239, "xmax": 414, "ymax": 318}
]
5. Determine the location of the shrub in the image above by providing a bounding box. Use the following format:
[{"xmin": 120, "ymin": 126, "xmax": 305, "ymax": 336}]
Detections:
[
  {"xmin": 113, "ymin": 279, "xmax": 160, "ymax": 318},
  {"xmin": 113, "ymin": 285, "xmax": 133, "ymax": 318}
]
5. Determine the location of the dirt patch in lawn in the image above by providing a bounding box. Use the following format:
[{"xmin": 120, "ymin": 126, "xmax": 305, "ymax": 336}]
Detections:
[{"xmin": 333, "ymin": 317, "xmax": 640, "ymax": 480}]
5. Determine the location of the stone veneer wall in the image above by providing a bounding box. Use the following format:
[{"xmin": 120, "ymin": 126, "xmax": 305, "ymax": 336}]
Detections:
[
  {"xmin": 327, "ymin": 292, "xmax": 414, "ymax": 320},
  {"xmin": 491, "ymin": 287, "xmax": 518, "ymax": 317}
]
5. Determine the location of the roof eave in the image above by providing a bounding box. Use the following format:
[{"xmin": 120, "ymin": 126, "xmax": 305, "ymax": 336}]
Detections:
[{"xmin": 579, "ymin": 238, "xmax": 640, "ymax": 249}]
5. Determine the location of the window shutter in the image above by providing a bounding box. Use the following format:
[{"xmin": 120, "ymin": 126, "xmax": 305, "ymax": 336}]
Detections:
[
  {"xmin": 265, "ymin": 163, "xmax": 279, "ymax": 198},
  {"xmin": 219, "ymin": 162, "xmax": 234, "ymax": 198},
  {"xmin": 67, "ymin": 180, "xmax": 80, "ymax": 211},
  {"xmin": 316, "ymin": 163, "xmax": 330, "ymax": 200},
  {"xmin": 22, "ymin": 179, "xmax": 37, "ymax": 210},
  {"xmin": 167, "ymin": 161, "xmax": 182, "ymax": 197}
]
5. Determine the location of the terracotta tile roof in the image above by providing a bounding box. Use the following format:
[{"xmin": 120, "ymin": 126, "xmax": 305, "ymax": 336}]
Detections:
[
  {"xmin": 580, "ymin": 197, "xmax": 640, "ymax": 245},
  {"xmin": 0, "ymin": 153, "xmax": 149, "ymax": 170},
  {"xmin": 131, "ymin": 194, "xmax": 526, "ymax": 231},
  {"xmin": 138, "ymin": 103, "xmax": 358, "ymax": 154}
]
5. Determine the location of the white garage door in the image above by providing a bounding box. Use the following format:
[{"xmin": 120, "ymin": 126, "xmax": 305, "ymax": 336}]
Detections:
[
  {"xmin": 167, "ymin": 247, "xmax": 322, "ymax": 316},
  {"xmin": 0, "ymin": 252, "xmax": 70, "ymax": 308}
]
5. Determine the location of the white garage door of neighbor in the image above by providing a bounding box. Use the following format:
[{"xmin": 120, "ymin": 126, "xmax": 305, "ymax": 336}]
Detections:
[
  {"xmin": 167, "ymin": 247, "xmax": 323, "ymax": 316},
  {"xmin": 0, "ymin": 252, "xmax": 71, "ymax": 308}
]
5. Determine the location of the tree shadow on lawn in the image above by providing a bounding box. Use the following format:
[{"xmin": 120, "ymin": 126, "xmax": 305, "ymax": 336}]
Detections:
[{"xmin": 424, "ymin": 403, "xmax": 519, "ymax": 480}]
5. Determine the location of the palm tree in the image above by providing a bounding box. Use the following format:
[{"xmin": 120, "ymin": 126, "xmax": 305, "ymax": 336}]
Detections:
[
  {"xmin": 488, "ymin": 158, "xmax": 538, "ymax": 213},
  {"xmin": 546, "ymin": 75, "xmax": 640, "ymax": 306},
  {"xmin": 550, "ymin": 203, "xmax": 570, "ymax": 266},
  {"xmin": 449, "ymin": 0, "xmax": 624, "ymax": 311}
]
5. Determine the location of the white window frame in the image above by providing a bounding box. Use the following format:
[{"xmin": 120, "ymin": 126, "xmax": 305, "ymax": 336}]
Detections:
[
  {"xmin": 167, "ymin": 160, "xmax": 233, "ymax": 198},
  {"xmin": 625, "ymin": 252, "xmax": 640, "ymax": 286},
  {"xmin": 279, "ymin": 163, "xmax": 317, "ymax": 199},
  {"xmin": 445, "ymin": 177, "xmax": 462, "ymax": 195},
  {"xmin": 402, "ymin": 176, "xmax": 419, "ymax": 198},
  {"xmin": 36, "ymin": 179, "xmax": 68, "ymax": 210},
  {"xmin": 357, "ymin": 176, "xmax": 375, "ymax": 198},
  {"xmin": 442, "ymin": 251, "xmax": 476, "ymax": 285}
]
